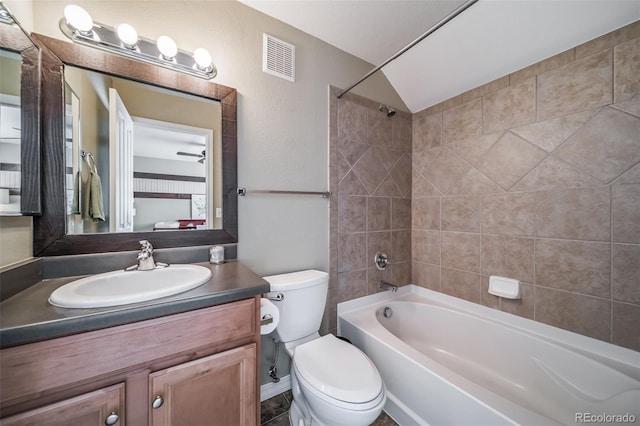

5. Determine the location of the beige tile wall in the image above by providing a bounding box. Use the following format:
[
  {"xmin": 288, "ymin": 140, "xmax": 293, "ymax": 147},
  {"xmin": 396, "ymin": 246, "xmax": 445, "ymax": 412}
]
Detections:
[
  {"xmin": 328, "ymin": 22, "xmax": 639, "ymax": 350},
  {"xmin": 412, "ymin": 21, "xmax": 640, "ymax": 351},
  {"xmin": 326, "ymin": 87, "xmax": 412, "ymax": 333}
]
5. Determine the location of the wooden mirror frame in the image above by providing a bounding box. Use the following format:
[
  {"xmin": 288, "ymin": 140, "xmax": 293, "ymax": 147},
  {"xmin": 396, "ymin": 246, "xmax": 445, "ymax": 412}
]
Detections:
[
  {"xmin": 0, "ymin": 20, "xmax": 41, "ymax": 215},
  {"xmin": 32, "ymin": 34, "xmax": 237, "ymax": 256}
]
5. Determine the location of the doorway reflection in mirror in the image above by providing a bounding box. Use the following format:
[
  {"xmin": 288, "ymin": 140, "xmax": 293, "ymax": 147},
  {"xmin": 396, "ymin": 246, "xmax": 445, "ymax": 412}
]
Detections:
[
  {"xmin": 63, "ymin": 66, "xmax": 221, "ymax": 234},
  {"xmin": 0, "ymin": 50, "xmax": 22, "ymax": 214}
]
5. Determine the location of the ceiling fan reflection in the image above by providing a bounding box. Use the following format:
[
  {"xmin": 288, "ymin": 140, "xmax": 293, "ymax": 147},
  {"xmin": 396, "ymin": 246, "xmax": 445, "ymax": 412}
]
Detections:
[{"xmin": 176, "ymin": 149, "xmax": 205, "ymax": 163}]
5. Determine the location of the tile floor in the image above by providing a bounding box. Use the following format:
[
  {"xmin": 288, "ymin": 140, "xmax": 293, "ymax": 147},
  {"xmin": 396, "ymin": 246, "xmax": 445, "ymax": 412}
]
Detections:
[{"xmin": 261, "ymin": 391, "xmax": 398, "ymax": 426}]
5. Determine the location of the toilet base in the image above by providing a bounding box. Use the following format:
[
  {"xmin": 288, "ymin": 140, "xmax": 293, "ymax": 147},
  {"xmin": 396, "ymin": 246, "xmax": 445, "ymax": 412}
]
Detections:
[
  {"xmin": 289, "ymin": 395, "xmax": 384, "ymax": 426},
  {"xmin": 289, "ymin": 399, "xmax": 305, "ymax": 426},
  {"xmin": 289, "ymin": 364, "xmax": 384, "ymax": 426}
]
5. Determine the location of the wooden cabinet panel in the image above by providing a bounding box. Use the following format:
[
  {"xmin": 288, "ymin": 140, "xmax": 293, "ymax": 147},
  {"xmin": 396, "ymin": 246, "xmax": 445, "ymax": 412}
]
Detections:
[
  {"xmin": 1, "ymin": 299, "xmax": 256, "ymax": 408},
  {"xmin": 1, "ymin": 383, "xmax": 125, "ymax": 426},
  {"xmin": 149, "ymin": 344, "xmax": 256, "ymax": 426},
  {"xmin": 1, "ymin": 297, "xmax": 260, "ymax": 425}
]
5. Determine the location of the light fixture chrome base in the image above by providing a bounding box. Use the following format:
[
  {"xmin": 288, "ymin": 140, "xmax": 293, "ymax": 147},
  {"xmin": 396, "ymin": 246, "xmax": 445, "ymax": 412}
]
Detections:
[
  {"xmin": 0, "ymin": 3, "xmax": 16, "ymax": 25},
  {"xmin": 59, "ymin": 19, "xmax": 217, "ymax": 80}
]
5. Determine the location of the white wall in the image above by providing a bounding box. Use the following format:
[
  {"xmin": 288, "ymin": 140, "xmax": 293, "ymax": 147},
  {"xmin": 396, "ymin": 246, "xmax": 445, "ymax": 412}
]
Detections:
[
  {"xmin": 3, "ymin": 0, "xmax": 34, "ymax": 33},
  {"xmin": 28, "ymin": 0, "xmax": 405, "ymax": 275},
  {"xmin": 133, "ymin": 198, "xmax": 191, "ymax": 232},
  {"xmin": 134, "ymin": 156, "xmax": 205, "ymax": 178}
]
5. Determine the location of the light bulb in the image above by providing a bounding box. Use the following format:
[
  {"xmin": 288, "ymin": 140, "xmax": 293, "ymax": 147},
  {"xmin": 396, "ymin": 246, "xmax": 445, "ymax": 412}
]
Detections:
[
  {"xmin": 64, "ymin": 4, "xmax": 93, "ymax": 34},
  {"xmin": 193, "ymin": 48, "xmax": 212, "ymax": 70},
  {"xmin": 116, "ymin": 23, "xmax": 138, "ymax": 49},
  {"xmin": 157, "ymin": 35, "xmax": 178, "ymax": 59}
]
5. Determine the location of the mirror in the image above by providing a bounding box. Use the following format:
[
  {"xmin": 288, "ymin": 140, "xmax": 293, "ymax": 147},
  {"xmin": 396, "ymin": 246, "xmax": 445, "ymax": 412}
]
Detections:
[
  {"xmin": 62, "ymin": 66, "xmax": 222, "ymax": 234},
  {"xmin": 0, "ymin": 49, "xmax": 21, "ymax": 213},
  {"xmin": 32, "ymin": 34, "xmax": 237, "ymax": 256},
  {"xmin": 0, "ymin": 4, "xmax": 41, "ymax": 215}
]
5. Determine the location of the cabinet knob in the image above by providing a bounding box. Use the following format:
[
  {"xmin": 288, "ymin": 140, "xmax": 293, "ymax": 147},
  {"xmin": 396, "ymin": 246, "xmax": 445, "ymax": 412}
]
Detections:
[
  {"xmin": 152, "ymin": 395, "xmax": 164, "ymax": 409},
  {"xmin": 105, "ymin": 412, "xmax": 119, "ymax": 425}
]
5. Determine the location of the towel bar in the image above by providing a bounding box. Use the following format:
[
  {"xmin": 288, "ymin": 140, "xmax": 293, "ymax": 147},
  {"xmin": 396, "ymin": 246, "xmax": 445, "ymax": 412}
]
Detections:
[{"xmin": 237, "ymin": 188, "xmax": 331, "ymax": 198}]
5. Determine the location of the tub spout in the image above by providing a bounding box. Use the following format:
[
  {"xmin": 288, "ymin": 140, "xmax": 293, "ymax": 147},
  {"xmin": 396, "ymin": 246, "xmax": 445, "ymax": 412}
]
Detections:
[{"xmin": 379, "ymin": 280, "xmax": 397, "ymax": 292}]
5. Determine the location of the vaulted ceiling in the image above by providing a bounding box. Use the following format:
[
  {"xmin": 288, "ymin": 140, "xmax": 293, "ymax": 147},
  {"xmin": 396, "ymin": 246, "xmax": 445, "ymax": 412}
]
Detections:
[{"xmin": 240, "ymin": 0, "xmax": 640, "ymax": 113}]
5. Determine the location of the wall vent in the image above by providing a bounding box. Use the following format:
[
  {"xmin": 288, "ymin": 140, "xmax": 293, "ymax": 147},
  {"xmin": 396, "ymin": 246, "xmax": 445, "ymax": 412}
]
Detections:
[{"xmin": 263, "ymin": 33, "xmax": 295, "ymax": 82}]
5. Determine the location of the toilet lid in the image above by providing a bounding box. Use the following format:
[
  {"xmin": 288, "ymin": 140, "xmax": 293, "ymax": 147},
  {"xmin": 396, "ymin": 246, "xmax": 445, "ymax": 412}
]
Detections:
[{"xmin": 293, "ymin": 334, "xmax": 382, "ymax": 404}]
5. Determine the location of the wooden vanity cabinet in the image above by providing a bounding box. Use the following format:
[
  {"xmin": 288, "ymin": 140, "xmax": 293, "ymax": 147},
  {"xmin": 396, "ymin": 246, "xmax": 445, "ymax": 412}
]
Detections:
[
  {"xmin": 1, "ymin": 383, "xmax": 125, "ymax": 426},
  {"xmin": 0, "ymin": 297, "xmax": 260, "ymax": 426},
  {"xmin": 149, "ymin": 344, "xmax": 256, "ymax": 425}
]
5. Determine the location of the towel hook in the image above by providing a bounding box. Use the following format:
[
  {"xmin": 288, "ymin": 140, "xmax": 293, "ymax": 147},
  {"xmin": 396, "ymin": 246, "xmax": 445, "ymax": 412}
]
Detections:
[{"xmin": 81, "ymin": 150, "xmax": 98, "ymax": 174}]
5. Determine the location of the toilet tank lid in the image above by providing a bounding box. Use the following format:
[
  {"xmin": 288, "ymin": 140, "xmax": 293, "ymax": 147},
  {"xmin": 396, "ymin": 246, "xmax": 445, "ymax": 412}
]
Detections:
[{"xmin": 263, "ymin": 270, "xmax": 328, "ymax": 291}]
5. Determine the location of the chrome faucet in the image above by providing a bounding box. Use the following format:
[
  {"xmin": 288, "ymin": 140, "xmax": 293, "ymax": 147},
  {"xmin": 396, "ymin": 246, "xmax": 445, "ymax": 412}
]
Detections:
[
  {"xmin": 126, "ymin": 240, "xmax": 168, "ymax": 271},
  {"xmin": 379, "ymin": 280, "xmax": 398, "ymax": 292}
]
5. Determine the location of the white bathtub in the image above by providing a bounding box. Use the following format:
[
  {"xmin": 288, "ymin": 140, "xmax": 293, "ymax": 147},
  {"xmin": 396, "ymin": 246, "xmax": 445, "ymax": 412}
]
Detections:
[{"xmin": 338, "ymin": 285, "xmax": 640, "ymax": 426}]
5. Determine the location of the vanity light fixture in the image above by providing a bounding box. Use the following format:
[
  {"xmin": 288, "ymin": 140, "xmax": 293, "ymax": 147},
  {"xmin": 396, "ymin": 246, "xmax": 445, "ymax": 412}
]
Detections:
[
  {"xmin": 0, "ymin": 3, "xmax": 15, "ymax": 25},
  {"xmin": 115, "ymin": 23, "xmax": 138, "ymax": 50},
  {"xmin": 193, "ymin": 47, "xmax": 213, "ymax": 72},
  {"xmin": 59, "ymin": 4, "xmax": 217, "ymax": 79},
  {"xmin": 157, "ymin": 35, "xmax": 178, "ymax": 60},
  {"xmin": 63, "ymin": 4, "xmax": 94, "ymax": 36}
]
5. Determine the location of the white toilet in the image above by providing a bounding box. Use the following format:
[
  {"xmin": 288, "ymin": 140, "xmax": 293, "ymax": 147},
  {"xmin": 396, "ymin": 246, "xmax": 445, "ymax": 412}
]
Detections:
[{"xmin": 264, "ymin": 270, "xmax": 386, "ymax": 426}]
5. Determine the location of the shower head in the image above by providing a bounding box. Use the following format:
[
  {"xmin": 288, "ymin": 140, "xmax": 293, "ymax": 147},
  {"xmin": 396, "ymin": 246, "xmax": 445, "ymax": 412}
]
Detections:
[{"xmin": 378, "ymin": 104, "xmax": 396, "ymax": 117}]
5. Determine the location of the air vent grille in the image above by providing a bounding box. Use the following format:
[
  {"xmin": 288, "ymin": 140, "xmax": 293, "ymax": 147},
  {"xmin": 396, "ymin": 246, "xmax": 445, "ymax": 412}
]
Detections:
[{"xmin": 263, "ymin": 33, "xmax": 295, "ymax": 82}]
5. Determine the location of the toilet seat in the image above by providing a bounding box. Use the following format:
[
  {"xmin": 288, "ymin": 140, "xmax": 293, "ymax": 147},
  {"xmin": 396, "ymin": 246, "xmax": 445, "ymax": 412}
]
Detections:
[
  {"xmin": 293, "ymin": 334, "xmax": 383, "ymax": 406},
  {"xmin": 294, "ymin": 365, "xmax": 385, "ymax": 412}
]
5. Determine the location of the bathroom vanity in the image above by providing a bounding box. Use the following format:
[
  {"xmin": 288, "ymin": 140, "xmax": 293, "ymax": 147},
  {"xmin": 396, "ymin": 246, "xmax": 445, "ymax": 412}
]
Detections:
[
  {"xmin": 0, "ymin": 11, "xmax": 253, "ymax": 424},
  {"xmin": 0, "ymin": 261, "xmax": 269, "ymax": 426}
]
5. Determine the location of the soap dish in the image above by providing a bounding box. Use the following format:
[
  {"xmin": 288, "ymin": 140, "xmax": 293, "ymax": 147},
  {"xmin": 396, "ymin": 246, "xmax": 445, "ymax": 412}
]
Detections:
[{"xmin": 488, "ymin": 276, "xmax": 521, "ymax": 299}]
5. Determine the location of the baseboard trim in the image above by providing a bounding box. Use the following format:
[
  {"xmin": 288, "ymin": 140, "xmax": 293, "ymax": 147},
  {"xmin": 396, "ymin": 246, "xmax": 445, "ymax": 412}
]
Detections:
[{"xmin": 260, "ymin": 374, "xmax": 292, "ymax": 402}]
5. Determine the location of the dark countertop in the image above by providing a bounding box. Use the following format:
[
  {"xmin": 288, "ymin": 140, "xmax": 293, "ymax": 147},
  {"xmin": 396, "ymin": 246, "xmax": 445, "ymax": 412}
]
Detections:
[{"xmin": 0, "ymin": 261, "xmax": 270, "ymax": 348}]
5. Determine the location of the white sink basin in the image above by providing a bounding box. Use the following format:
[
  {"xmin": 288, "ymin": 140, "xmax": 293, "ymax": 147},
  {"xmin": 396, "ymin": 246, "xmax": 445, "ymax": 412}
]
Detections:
[{"xmin": 49, "ymin": 264, "xmax": 212, "ymax": 308}]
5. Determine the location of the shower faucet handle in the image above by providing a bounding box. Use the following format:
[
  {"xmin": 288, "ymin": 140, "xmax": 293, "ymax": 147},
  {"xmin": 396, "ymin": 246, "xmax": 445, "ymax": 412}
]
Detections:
[{"xmin": 374, "ymin": 252, "xmax": 389, "ymax": 271}]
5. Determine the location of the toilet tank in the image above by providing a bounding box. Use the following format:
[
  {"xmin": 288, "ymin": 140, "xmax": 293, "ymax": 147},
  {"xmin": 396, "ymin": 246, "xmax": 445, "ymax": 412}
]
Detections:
[{"xmin": 264, "ymin": 270, "xmax": 328, "ymax": 343}]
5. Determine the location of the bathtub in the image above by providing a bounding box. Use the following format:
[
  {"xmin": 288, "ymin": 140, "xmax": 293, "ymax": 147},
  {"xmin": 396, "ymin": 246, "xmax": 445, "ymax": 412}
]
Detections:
[{"xmin": 337, "ymin": 285, "xmax": 640, "ymax": 426}]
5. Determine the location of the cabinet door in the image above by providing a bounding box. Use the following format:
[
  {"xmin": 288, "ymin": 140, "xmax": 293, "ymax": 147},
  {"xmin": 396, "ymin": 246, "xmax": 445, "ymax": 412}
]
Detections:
[
  {"xmin": 149, "ymin": 344, "xmax": 256, "ymax": 426},
  {"xmin": 1, "ymin": 383, "xmax": 125, "ymax": 426}
]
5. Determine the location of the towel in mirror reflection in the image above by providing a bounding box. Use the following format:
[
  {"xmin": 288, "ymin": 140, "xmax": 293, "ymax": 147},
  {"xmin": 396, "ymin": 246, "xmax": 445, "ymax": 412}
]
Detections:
[{"xmin": 73, "ymin": 152, "xmax": 105, "ymax": 222}]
